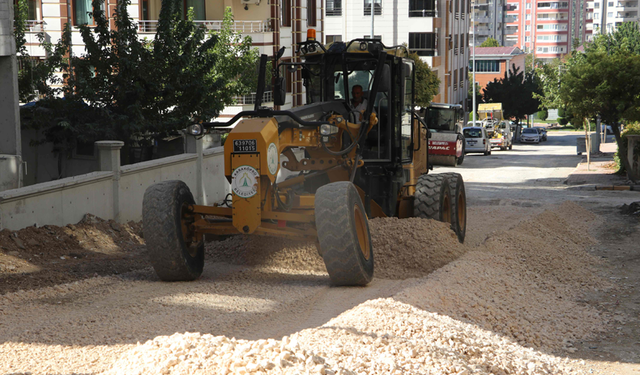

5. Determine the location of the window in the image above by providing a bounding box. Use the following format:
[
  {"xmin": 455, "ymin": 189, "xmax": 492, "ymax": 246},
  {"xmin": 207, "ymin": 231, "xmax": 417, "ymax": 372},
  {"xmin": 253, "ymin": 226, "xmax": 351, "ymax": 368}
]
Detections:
[
  {"xmin": 364, "ymin": 0, "xmax": 382, "ymax": 15},
  {"xmin": 608, "ymin": 1, "xmax": 613, "ymax": 5},
  {"xmin": 308, "ymin": 0, "xmax": 316, "ymax": 26},
  {"xmin": 525, "ymin": 35, "xmax": 531, "ymax": 41},
  {"xmin": 73, "ymin": 0, "xmax": 104, "ymax": 26},
  {"xmin": 594, "ymin": 23, "xmax": 600, "ymax": 28},
  {"xmin": 281, "ymin": 0, "xmax": 291, "ymax": 26},
  {"xmin": 526, "ymin": 2, "xmax": 531, "ymax": 8},
  {"xmin": 408, "ymin": 32, "xmax": 437, "ymax": 56},
  {"xmin": 608, "ymin": 11, "xmax": 613, "ymax": 16},
  {"xmin": 365, "ymin": 35, "xmax": 382, "ymax": 39},
  {"xmin": 327, "ymin": 0, "xmax": 342, "ymax": 16},
  {"xmin": 14, "ymin": 0, "xmax": 38, "ymax": 19},
  {"xmin": 453, "ymin": 69, "xmax": 458, "ymax": 90},
  {"xmin": 459, "ymin": 67, "xmax": 465, "ymax": 89},
  {"xmin": 409, "ymin": 0, "xmax": 436, "ymax": 16},
  {"xmin": 525, "ymin": 24, "xmax": 531, "ymax": 30},
  {"xmin": 454, "ymin": 36, "xmax": 458, "ymax": 54},
  {"xmin": 526, "ymin": 13, "xmax": 531, "ymax": 19},
  {"xmin": 594, "ymin": 2, "xmax": 600, "ymax": 7},
  {"xmin": 326, "ymin": 35, "xmax": 342, "ymax": 43},
  {"xmin": 594, "ymin": 12, "xmax": 600, "ymax": 17},
  {"xmin": 470, "ymin": 60, "xmax": 500, "ymax": 72}
]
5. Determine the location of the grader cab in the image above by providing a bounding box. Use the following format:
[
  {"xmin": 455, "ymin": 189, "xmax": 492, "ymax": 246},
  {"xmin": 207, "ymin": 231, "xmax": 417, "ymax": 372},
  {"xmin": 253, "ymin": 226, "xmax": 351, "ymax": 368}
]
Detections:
[{"xmin": 142, "ymin": 35, "xmax": 467, "ymax": 286}]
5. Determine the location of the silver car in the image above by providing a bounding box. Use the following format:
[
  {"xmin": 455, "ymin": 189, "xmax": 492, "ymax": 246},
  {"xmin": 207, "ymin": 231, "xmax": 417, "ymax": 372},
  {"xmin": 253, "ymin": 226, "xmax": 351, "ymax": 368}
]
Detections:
[
  {"xmin": 520, "ymin": 127, "xmax": 540, "ymax": 144},
  {"xmin": 463, "ymin": 127, "xmax": 491, "ymax": 155}
]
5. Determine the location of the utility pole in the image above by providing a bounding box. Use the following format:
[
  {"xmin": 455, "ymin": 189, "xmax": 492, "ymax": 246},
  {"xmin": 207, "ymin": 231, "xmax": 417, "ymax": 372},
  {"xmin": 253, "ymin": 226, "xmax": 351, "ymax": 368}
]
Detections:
[
  {"xmin": 472, "ymin": 0, "xmax": 477, "ymax": 124},
  {"xmin": 371, "ymin": 0, "xmax": 375, "ymax": 38}
]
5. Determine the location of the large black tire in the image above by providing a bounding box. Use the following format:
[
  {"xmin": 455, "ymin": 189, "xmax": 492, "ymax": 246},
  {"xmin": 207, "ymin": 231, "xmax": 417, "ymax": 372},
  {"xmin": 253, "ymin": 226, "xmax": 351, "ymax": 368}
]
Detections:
[
  {"xmin": 315, "ymin": 182, "xmax": 373, "ymax": 286},
  {"xmin": 143, "ymin": 180, "xmax": 204, "ymax": 281},
  {"xmin": 441, "ymin": 173, "xmax": 467, "ymax": 243},
  {"xmin": 413, "ymin": 174, "xmax": 452, "ymax": 223}
]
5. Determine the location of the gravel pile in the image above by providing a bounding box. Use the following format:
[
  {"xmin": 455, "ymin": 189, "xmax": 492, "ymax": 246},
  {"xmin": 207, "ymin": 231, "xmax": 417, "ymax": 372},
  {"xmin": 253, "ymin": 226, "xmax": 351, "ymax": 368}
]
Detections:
[
  {"xmin": 107, "ymin": 298, "xmax": 584, "ymax": 375},
  {"xmin": 105, "ymin": 202, "xmax": 608, "ymax": 375},
  {"xmin": 206, "ymin": 216, "xmax": 467, "ymax": 280}
]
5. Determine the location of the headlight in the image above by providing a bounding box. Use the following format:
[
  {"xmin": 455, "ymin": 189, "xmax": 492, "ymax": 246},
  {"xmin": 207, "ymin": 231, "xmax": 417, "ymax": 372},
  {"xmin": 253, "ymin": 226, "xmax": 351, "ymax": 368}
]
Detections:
[
  {"xmin": 186, "ymin": 124, "xmax": 203, "ymax": 136},
  {"xmin": 320, "ymin": 124, "xmax": 339, "ymax": 135}
]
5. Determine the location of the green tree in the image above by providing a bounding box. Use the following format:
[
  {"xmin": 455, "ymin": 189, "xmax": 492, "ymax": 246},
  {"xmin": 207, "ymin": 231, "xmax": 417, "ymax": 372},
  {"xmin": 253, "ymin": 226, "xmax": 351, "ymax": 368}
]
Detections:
[
  {"xmin": 482, "ymin": 64, "xmax": 541, "ymax": 124},
  {"xmin": 524, "ymin": 53, "xmax": 544, "ymax": 75},
  {"xmin": 20, "ymin": 0, "xmax": 258, "ymax": 173},
  {"xmin": 559, "ymin": 47, "xmax": 640, "ymax": 179},
  {"xmin": 467, "ymin": 72, "xmax": 482, "ymax": 117},
  {"xmin": 533, "ymin": 57, "xmax": 563, "ymax": 111},
  {"xmin": 407, "ymin": 52, "xmax": 440, "ymax": 106},
  {"xmin": 14, "ymin": 0, "xmax": 70, "ymax": 102},
  {"xmin": 479, "ymin": 37, "xmax": 501, "ymax": 47}
]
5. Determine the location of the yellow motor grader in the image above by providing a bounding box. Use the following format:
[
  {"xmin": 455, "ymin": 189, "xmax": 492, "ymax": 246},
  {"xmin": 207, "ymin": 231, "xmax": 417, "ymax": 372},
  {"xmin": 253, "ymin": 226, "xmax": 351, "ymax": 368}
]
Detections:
[{"xmin": 142, "ymin": 34, "xmax": 467, "ymax": 285}]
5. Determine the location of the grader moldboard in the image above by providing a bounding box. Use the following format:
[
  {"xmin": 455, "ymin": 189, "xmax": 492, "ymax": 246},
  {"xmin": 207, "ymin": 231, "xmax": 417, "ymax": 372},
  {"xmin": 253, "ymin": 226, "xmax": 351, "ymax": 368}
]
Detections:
[{"xmin": 142, "ymin": 34, "xmax": 467, "ymax": 286}]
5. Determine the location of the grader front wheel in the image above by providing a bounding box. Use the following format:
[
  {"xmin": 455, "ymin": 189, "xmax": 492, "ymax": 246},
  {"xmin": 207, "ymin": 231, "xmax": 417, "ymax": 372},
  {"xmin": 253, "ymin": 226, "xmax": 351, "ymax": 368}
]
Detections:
[
  {"xmin": 315, "ymin": 182, "xmax": 374, "ymax": 286},
  {"xmin": 441, "ymin": 173, "xmax": 467, "ymax": 244},
  {"xmin": 142, "ymin": 180, "xmax": 204, "ymax": 281},
  {"xmin": 413, "ymin": 174, "xmax": 452, "ymax": 223}
]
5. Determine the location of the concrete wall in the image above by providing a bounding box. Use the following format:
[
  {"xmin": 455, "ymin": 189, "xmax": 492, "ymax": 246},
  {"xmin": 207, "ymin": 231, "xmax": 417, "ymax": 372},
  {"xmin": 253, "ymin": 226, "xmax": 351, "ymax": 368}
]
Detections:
[{"xmin": 0, "ymin": 142, "xmax": 230, "ymax": 231}]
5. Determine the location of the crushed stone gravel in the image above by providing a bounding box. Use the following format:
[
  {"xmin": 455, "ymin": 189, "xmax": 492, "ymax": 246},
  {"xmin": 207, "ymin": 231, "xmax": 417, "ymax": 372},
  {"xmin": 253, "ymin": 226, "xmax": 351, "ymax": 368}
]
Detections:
[{"xmin": 102, "ymin": 202, "xmax": 610, "ymax": 375}]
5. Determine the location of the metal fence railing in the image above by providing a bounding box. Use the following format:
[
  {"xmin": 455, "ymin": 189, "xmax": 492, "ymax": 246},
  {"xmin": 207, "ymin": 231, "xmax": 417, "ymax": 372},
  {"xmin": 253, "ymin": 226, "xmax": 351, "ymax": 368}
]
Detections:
[
  {"xmin": 138, "ymin": 20, "xmax": 271, "ymax": 34},
  {"xmin": 232, "ymin": 91, "xmax": 273, "ymax": 105}
]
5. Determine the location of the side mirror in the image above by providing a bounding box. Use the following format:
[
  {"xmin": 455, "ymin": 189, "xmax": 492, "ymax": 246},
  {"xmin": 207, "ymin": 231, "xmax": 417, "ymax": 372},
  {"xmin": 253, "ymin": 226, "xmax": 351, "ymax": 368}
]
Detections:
[{"xmin": 274, "ymin": 76, "xmax": 286, "ymax": 106}]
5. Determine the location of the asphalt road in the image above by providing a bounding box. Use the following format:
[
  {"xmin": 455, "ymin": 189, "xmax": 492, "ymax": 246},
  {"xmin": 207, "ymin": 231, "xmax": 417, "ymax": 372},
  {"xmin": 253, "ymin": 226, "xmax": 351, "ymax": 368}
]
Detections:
[{"xmin": 434, "ymin": 131, "xmax": 632, "ymax": 206}]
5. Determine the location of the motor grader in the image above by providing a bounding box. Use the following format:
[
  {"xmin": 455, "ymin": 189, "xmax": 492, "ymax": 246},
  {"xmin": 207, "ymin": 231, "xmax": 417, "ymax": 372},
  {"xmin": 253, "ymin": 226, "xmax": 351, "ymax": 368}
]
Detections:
[{"xmin": 142, "ymin": 33, "xmax": 467, "ymax": 286}]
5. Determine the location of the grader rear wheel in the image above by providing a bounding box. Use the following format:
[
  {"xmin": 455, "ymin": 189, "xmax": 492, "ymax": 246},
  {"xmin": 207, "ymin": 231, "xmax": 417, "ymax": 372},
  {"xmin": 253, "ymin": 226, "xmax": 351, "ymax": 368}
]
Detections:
[
  {"xmin": 315, "ymin": 182, "xmax": 374, "ymax": 286},
  {"xmin": 413, "ymin": 174, "xmax": 452, "ymax": 223},
  {"xmin": 142, "ymin": 180, "xmax": 204, "ymax": 281},
  {"xmin": 441, "ymin": 173, "xmax": 467, "ymax": 243}
]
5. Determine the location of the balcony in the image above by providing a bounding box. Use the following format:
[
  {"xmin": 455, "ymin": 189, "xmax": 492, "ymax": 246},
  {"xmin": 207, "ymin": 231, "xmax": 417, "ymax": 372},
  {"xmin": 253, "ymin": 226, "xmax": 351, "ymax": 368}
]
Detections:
[
  {"xmin": 232, "ymin": 91, "xmax": 273, "ymax": 105},
  {"xmin": 138, "ymin": 20, "xmax": 272, "ymax": 34},
  {"xmin": 25, "ymin": 20, "xmax": 45, "ymax": 32},
  {"xmin": 474, "ymin": 26, "xmax": 492, "ymax": 34},
  {"xmin": 504, "ymin": 15, "xmax": 518, "ymax": 22},
  {"xmin": 409, "ymin": 0, "xmax": 437, "ymax": 17},
  {"xmin": 505, "ymin": 26, "xmax": 518, "ymax": 34},
  {"xmin": 475, "ymin": 16, "xmax": 491, "ymax": 22}
]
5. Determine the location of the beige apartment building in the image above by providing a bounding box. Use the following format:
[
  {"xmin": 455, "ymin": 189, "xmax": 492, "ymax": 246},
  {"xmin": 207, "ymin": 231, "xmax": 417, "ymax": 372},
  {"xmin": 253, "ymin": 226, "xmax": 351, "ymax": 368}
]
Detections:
[{"xmin": 19, "ymin": 0, "xmax": 323, "ymax": 111}]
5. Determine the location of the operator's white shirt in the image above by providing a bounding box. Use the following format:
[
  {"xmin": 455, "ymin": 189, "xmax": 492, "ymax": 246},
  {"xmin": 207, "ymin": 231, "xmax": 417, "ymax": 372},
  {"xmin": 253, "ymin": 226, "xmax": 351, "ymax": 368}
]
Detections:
[{"xmin": 351, "ymin": 99, "xmax": 368, "ymax": 112}]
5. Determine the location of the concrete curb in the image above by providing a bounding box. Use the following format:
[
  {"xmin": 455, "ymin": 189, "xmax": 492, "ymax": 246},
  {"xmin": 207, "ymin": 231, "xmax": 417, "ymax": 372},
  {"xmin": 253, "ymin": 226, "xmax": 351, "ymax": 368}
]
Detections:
[{"xmin": 566, "ymin": 184, "xmax": 640, "ymax": 192}]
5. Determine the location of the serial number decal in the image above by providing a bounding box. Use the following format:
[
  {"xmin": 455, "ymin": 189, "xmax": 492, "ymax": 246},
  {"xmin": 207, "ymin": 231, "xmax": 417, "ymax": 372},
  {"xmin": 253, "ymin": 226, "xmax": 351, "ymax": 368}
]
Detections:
[{"xmin": 233, "ymin": 139, "xmax": 257, "ymax": 153}]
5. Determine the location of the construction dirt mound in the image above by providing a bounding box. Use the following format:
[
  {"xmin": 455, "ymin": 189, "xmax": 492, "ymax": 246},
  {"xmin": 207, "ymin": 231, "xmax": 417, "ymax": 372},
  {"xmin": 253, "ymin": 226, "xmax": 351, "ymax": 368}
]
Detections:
[
  {"xmin": 0, "ymin": 214, "xmax": 145, "ymax": 294},
  {"xmin": 206, "ymin": 216, "xmax": 467, "ymax": 280},
  {"xmin": 106, "ymin": 201, "xmax": 611, "ymax": 375}
]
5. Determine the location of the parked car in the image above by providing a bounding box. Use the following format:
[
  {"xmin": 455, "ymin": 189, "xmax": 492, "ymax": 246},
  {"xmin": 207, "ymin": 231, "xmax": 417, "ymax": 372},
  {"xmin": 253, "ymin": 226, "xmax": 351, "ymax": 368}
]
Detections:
[
  {"xmin": 520, "ymin": 127, "xmax": 540, "ymax": 144},
  {"xmin": 463, "ymin": 127, "xmax": 491, "ymax": 156},
  {"xmin": 533, "ymin": 126, "xmax": 548, "ymax": 141},
  {"xmin": 601, "ymin": 124, "xmax": 613, "ymax": 135}
]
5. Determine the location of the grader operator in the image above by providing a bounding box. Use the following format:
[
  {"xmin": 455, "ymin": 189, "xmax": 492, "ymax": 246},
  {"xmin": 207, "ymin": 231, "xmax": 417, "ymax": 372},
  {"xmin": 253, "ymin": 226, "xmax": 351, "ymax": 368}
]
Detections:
[{"xmin": 142, "ymin": 33, "xmax": 467, "ymax": 286}]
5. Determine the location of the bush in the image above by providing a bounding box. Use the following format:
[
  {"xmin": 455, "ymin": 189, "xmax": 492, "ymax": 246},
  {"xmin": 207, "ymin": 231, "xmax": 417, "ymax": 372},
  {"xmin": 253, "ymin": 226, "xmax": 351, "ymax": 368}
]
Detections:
[
  {"xmin": 557, "ymin": 108, "xmax": 566, "ymax": 118},
  {"xmin": 570, "ymin": 117, "xmax": 584, "ymax": 129},
  {"xmin": 615, "ymin": 122, "xmax": 640, "ymax": 173},
  {"xmin": 558, "ymin": 117, "xmax": 569, "ymax": 126},
  {"xmin": 537, "ymin": 109, "xmax": 548, "ymax": 120}
]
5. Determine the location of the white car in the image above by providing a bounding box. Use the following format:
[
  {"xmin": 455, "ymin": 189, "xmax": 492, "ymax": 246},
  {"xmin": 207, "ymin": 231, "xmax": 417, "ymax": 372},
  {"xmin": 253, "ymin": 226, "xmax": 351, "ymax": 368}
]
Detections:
[
  {"xmin": 520, "ymin": 127, "xmax": 540, "ymax": 144},
  {"xmin": 463, "ymin": 127, "xmax": 491, "ymax": 155}
]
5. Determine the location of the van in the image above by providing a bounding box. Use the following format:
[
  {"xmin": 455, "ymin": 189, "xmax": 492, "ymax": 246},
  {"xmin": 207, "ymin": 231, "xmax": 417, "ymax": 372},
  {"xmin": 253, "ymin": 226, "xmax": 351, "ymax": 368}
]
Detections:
[{"xmin": 463, "ymin": 127, "xmax": 491, "ymax": 156}]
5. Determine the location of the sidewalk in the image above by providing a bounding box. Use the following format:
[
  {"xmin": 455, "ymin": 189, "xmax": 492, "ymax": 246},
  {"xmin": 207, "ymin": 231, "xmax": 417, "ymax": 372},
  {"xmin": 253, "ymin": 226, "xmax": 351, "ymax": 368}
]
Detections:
[{"xmin": 566, "ymin": 140, "xmax": 638, "ymax": 190}]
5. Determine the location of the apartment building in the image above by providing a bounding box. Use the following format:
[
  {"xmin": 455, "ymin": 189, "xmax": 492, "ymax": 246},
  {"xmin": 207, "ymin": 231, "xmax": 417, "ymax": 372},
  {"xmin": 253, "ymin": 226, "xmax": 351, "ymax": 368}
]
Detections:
[
  {"xmin": 324, "ymin": 0, "xmax": 470, "ymax": 108},
  {"xmin": 585, "ymin": 0, "xmax": 638, "ymax": 39},
  {"xmin": 471, "ymin": 0, "xmax": 588, "ymax": 61},
  {"xmin": 18, "ymin": 0, "xmax": 323, "ymax": 110}
]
